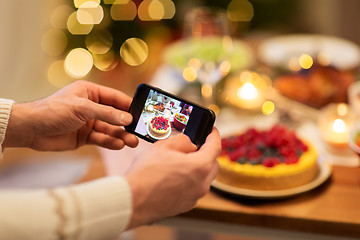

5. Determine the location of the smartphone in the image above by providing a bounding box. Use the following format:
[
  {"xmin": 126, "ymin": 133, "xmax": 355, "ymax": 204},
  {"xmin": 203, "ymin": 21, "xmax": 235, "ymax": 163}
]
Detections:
[{"xmin": 125, "ymin": 84, "xmax": 215, "ymax": 147}]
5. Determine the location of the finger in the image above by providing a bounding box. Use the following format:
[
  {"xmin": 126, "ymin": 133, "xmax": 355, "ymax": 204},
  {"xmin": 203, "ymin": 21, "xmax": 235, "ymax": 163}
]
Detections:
[
  {"xmin": 196, "ymin": 127, "xmax": 222, "ymax": 158},
  {"xmin": 87, "ymin": 82, "xmax": 133, "ymax": 111},
  {"xmin": 77, "ymin": 99, "xmax": 133, "ymax": 126},
  {"xmin": 156, "ymin": 134, "xmax": 197, "ymax": 153},
  {"xmin": 205, "ymin": 160, "xmax": 219, "ymax": 184},
  {"xmin": 93, "ymin": 121, "xmax": 139, "ymax": 148},
  {"xmin": 87, "ymin": 130, "xmax": 126, "ymax": 150}
]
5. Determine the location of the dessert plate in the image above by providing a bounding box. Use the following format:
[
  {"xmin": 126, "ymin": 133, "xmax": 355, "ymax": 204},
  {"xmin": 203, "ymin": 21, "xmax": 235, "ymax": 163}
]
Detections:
[
  {"xmin": 146, "ymin": 122, "xmax": 172, "ymax": 140},
  {"xmin": 211, "ymin": 156, "xmax": 332, "ymax": 199}
]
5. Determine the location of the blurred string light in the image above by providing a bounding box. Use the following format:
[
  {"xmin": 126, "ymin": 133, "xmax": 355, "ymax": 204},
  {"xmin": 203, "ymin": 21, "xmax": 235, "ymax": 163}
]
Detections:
[
  {"xmin": 85, "ymin": 29, "xmax": 113, "ymax": 54},
  {"xmin": 67, "ymin": 11, "xmax": 93, "ymax": 35},
  {"xmin": 93, "ymin": 50, "xmax": 118, "ymax": 71},
  {"xmin": 77, "ymin": 1, "xmax": 104, "ymax": 24},
  {"xmin": 110, "ymin": 0, "xmax": 137, "ymax": 21},
  {"xmin": 65, "ymin": 48, "xmax": 93, "ymax": 78},
  {"xmin": 48, "ymin": 60, "xmax": 74, "ymax": 88},
  {"xmin": 120, "ymin": 38, "xmax": 149, "ymax": 66},
  {"xmin": 138, "ymin": 0, "xmax": 175, "ymax": 21},
  {"xmin": 74, "ymin": 0, "xmax": 100, "ymax": 8},
  {"xmin": 41, "ymin": 29, "xmax": 68, "ymax": 56},
  {"xmin": 51, "ymin": 5, "xmax": 73, "ymax": 29},
  {"xmin": 299, "ymin": 54, "xmax": 313, "ymax": 69},
  {"xmin": 227, "ymin": 0, "xmax": 254, "ymax": 22}
]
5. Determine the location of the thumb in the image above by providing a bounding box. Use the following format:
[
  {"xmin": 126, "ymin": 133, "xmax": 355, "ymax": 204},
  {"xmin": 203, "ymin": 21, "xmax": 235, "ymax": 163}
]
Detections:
[{"xmin": 76, "ymin": 99, "xmax": 133, "ymax": 126}]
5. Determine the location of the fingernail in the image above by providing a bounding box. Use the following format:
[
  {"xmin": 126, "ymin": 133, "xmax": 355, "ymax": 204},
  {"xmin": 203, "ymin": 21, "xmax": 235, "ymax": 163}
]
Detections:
[{"xmin": 121, "ymin": 112, "xmax": 133, "ymax": 125}]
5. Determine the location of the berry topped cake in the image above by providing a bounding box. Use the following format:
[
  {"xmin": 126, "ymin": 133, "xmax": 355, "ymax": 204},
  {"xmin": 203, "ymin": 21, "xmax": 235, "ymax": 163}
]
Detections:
[
  {"xmin": 216, "ymin": 125, "xmax": 319, "ymax": 190},
  {"xmin": 149, "ymin": 116, "xmax": 170, "ymax": 138}
]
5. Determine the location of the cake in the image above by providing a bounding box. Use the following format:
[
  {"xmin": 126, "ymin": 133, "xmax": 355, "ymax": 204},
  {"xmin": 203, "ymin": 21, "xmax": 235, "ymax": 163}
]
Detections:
[
  {"xmin": 216, "ymin": 125, "xmax": 319, "ymax": 190},
  {"xmin": 149, "ymin": 116, "xmax": 170, "ymax": 138}
]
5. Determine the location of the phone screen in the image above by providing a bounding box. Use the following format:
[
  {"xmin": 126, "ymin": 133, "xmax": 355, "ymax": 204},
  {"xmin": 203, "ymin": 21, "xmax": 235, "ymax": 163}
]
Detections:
[{"xmin": 126, "ymin": 84, "xmax": 215, "ymax": 146}]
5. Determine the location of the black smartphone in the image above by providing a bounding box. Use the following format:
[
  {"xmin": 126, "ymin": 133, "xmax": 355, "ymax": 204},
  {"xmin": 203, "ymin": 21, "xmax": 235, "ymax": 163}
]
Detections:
[{"xmin": 125, "ymin": 84, "xmax": 215, "ymax": 147}]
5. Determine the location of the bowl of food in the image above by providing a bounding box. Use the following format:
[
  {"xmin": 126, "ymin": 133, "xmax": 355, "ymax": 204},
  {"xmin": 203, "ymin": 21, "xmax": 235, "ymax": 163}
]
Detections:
[
  {"xmin": 173, "ymin": 112, "xmax": 188, "ymax": 131},
  {"xmin": 348, "ymin": 122, "xmax": 360, "ymax": 156}
]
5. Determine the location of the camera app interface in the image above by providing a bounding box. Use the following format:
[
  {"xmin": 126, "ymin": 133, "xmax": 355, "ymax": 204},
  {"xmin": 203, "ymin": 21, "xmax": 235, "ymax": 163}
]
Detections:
[{"xmin": 134, "ymin": 90, "xmax": 193, "ymax": 140}]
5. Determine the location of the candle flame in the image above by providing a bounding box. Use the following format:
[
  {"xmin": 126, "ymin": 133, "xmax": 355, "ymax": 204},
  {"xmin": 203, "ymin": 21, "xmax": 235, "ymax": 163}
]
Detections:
[
  {"xmin": 332, "ymin": 119, "xmax": 346, "ymax": 133},
  {"xmin": 238, "ymin": 82, "xmax": 258, "ymax": 100}
]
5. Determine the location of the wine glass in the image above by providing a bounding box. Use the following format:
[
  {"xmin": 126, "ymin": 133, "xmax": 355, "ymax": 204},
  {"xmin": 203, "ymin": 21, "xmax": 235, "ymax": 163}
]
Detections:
[{"xmin": 183, "ymin": 7, "xmax": 232, "ymax": 108}]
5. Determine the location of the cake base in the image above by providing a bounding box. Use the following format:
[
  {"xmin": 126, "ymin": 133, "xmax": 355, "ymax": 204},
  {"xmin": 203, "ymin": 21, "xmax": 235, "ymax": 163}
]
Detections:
[{"xmin": 216, "ymin": 142, "xmax": 319, "ymax": 191}]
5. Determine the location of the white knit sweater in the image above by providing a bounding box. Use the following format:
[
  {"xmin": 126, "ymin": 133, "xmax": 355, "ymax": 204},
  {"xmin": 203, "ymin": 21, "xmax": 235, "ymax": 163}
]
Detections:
[{"xmin": 0, "ymin": 99, "xmax": 132, "ymax": 239}]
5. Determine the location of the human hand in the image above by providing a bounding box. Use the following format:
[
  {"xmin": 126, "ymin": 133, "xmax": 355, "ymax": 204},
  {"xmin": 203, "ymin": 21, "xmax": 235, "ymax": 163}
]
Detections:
[
  {"xmin": 2, "ymin": 80, "xmax": 138, "ymax": 151},
  {"xmin": 125, "ymin": 128, "xmax": 221, "ymax": 229}
]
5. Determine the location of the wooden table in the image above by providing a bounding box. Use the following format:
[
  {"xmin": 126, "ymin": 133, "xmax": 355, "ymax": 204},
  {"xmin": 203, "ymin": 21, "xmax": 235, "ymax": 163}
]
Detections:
[{"xmin": 181, "ymin": 165, "xmax": 360, "ymax": 238}]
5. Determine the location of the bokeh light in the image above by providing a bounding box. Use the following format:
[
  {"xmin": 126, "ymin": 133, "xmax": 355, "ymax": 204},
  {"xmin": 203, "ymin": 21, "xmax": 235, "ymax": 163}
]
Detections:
[
  {"xmin": 219, "ymin": 60, "xmax": 231, "ymax": 76},
  {"xmin": 317, "ymin": 52, "xmax": 331, "ymax": 66},
  {"xmin": 227, "ymin": 0, "xmax": 254, "ymax": 22},
  {"xmin": 159, "ymin": 0, "xmax": 175, "ymax": 19},
  {"xmin": 93, "ymin": 50, "xmax": 118, "ymax": 71},
  {"xmin": 262, "ymin": 101, "xmax": 275, "ymax": 115},
  {"xmin": 51, "ymin": 5, "xmax": 74, "ymax": 29},
  {"xmin": 182, "ymin": 67, "xmax": 197, "ymax": 82},
  {"xmin": 337, "ymin": 103, "xmax": 348, "ymax": 116},
  {"xmin": 85, "ymin": 29, "xmax": 113, "ymax": 54},
  {"xmin": 138, "ymin": 0, "xmax": 165, "ymax": 21},
  {"xmin": 74, "ymin": 0, "xmax": 100, "ymax": 8},
  {"xmin": 67, "ymin": 11, "xmax": 93, "ymax": 35},
  {"xmin": 120, "ymin": 38, "xmax": 148, "ymax": 66},
  {"xmin": 299, "ymin": 54, "xmax": 313, "ymax": 69},
  {"xmin": 77, "ymin": 1, "xmax": 104, "ymax": 24},
  {"xmin": 201, "ymin": 83, "xmax": 213, "ymax": 98},
  {"xmin": 110, "ymin": 0, "xmax": 137, "ymax": 21},
  {"xmin": 48, "ymin": 60, "xmax": 74, "ymax": 88},
  {"xmin": 65, "ymin": 48, "xmax": 93, "ymax": 78},
  {"xmin": 288, "ymin": 57, "xmax": 301, "ymax": 71},
  {"xmin": 41, "ymin": 29, "xmax": 68, "ymax": 56},
  {"xmin": 148, "ymin": 0, "xmax": 165, "ymax": 20},
  {"xmin": 188, "ymin": 58, "xmax": 202, "ymax": 69}
]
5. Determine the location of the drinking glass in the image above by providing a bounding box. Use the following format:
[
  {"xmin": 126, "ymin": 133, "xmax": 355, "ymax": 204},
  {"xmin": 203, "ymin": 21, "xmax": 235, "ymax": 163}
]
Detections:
[{"xmin": 183, "ymin": 7, "xmax": 232, "ymax": 108}]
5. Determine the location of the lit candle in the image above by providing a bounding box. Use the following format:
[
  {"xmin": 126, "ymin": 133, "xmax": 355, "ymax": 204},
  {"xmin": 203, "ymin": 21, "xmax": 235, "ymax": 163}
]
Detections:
[
  {"xmin": 236, "ymin": 82, "xmax": 263, "ymax": 109},
  {"xmin": 318, "ymin": 103, "xmax": 355, "ymax": 150}
]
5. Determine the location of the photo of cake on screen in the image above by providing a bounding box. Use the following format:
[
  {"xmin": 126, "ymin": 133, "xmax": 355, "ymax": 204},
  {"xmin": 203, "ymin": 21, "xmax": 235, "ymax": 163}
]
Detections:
[{"xmin": 134, "ymin": 90, "xmax": 193, "ymax": 141}]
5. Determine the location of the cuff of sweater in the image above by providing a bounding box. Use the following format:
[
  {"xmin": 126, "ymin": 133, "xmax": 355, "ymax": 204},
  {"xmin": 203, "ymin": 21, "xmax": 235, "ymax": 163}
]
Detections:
[
  {"xmin": 0, "ymin": 99, "xmax": 14, "ymax": 159},
  {"xmin": 56, "ymin": 176, "xmax": 133, "ymax": 240}
]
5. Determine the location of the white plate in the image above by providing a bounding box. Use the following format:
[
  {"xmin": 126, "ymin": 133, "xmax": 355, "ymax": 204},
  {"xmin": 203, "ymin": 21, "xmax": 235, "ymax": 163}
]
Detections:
[
  {"xmin": 211, "ymin": 156, "xmax": 332, "ymax": 199},
  {"xmin": 147, "ymin": 121, "xmax": 172, "ymax": 140},
  {"xmin": 258, "ymin": 34, "xmax": 360, "ymax": 70}
]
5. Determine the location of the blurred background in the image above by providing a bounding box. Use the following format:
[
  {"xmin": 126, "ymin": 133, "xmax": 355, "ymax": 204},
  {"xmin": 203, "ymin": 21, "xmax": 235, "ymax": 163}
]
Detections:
[{"xmin": 2, "ymin": 0, "xmax": 360, "ymax": 102}]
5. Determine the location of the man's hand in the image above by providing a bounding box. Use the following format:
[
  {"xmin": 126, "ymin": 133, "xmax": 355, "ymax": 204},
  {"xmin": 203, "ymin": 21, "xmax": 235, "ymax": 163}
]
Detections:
[
  {"xmin": 125, "ymin": 128, "xmax": 221, "ymax": 229},
  {"xmin": 3, "ymin": 80, "xmax": 139, "ymax": 151}
]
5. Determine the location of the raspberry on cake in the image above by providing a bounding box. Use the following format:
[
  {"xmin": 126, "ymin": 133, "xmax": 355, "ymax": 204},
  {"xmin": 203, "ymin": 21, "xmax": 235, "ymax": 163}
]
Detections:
[
  {"xmin": 216, "ymin": 125, "xmax": 319, "ymax": 190},
  {"xmin": 149, "ymin": 116, "xmax": 170, "ymax": 138}
]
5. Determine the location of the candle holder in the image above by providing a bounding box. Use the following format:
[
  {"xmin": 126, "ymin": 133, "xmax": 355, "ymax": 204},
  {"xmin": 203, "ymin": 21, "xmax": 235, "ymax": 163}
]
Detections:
[
  {"xmin": 221, "ymin": 71, "xmax": 271, "ymax": 111},
  {"xmin": 318, "ymin": 103, "xmax": 356, "ymax": 152}
]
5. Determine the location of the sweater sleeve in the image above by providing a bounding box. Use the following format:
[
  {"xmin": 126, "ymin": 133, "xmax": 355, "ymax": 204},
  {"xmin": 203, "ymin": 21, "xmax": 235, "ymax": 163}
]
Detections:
[
  {"xmin": 0, "ymin": 176, "xmax": 132, "ymax": 240},
  {"xmin": 0, "ymin": 98, "xmax": 132, "ymax": 239},
  {"xmin": 0, "ymin": 98, "xmax": 14, "ymax": 159}
]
